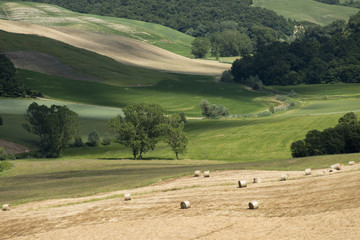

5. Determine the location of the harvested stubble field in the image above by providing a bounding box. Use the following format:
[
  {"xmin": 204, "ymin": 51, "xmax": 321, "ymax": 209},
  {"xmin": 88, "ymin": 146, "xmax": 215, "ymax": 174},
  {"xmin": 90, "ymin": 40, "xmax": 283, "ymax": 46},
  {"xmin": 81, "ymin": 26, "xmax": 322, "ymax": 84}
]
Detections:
[
  {"xmin": 1, "ymin": 165, "xmax": 360, "ymax": 240},
  {"xmin": 0, "ymin": 19, "xmax": 229, "ymax": 75}
]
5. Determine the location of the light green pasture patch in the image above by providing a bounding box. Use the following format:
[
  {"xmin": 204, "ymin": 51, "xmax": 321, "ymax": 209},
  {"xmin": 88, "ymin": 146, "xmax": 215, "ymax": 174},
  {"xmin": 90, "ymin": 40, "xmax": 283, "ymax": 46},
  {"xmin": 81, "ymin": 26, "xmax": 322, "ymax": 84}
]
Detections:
[{"xmin": 253, "ymin": 0, "xmax": 358, "ymax": 25}]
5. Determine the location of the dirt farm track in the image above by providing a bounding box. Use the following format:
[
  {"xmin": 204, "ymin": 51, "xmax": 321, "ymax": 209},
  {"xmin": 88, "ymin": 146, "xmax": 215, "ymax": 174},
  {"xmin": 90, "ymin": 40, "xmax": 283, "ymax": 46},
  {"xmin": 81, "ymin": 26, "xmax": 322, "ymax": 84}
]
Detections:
[{"xmin": 1, "ymin": 165, "xmax": 360, "ymax": 240}]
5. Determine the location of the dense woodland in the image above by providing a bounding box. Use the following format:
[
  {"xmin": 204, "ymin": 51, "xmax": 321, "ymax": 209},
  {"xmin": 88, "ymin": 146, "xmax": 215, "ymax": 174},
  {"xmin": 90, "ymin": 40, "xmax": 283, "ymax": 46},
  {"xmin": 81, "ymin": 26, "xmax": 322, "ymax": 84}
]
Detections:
[
  {"xmin": 20, "ymin": 0, "xmax": 294, "ymax": 44},
  {"xmin": 291, "ymin": 112, "xmax": 360, "ymax": 157},
  {"xmin": 231, "ymin": 11, "xmax": 360, "ymax": 85}
]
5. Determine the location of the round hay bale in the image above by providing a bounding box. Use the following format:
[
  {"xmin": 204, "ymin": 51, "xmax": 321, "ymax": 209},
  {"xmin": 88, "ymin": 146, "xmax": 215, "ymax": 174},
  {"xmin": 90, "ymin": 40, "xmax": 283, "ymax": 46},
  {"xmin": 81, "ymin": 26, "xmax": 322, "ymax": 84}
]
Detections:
[
  {"xmin": 124, "ymin": 193, "xmax": 131, "ymax": 201},
  {"xmin": 180, "ymin": 201, "xmax": 191, "ymax": 209},
  {"xmin": 304, "ymin": 168, "xmax": 311, "ymax": 175},
  {"xmin": 329, "ymin": 169, "xmax": 337, "ymax": 174},
  {"xmin": 203, "ymin": 171, "xmax": 210, "ymax": 177},
  {"xmin": 349, "ymin": 161, "xmax": 355, "ymax": 166},
  {"xmin": 331, "ymin": 163, "xmax": 341, "ymax": 170},
  {"xmin": 253, "ymin": 178, "xmax": 262, "ymax": 183},
  {"xmin": 280, "ymin": 173, "xmax": 289, "ymax": 181},
  {"xmin": 248, "ymin": 201, "xmax": 259, "ymax": 209},
  {"xmin": 2, "ymin": 204, "xmax": 11, "ymax": 211},
  {"xmin": 316, "ymin": 171, "xmax": 323, "ymax": 177},
  {"xmin": 194, "ymin": 170, "xmax": 201, "ymax": 177},
  {"xmin": 238, "ymin": 180, "xmax": 248, "ymax": 188}
]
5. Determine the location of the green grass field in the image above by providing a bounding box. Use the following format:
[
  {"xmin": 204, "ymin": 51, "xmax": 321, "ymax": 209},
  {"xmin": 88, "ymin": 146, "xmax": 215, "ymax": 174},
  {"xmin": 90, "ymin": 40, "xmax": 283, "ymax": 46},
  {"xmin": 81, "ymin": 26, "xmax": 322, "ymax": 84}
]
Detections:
[
  {"xmin": 253, "ymin": 0, "xmax": 359, "ymax": 25},
  {"xmin": 0, "ymin": 1, "xmax": 194, "ymax": 57}
]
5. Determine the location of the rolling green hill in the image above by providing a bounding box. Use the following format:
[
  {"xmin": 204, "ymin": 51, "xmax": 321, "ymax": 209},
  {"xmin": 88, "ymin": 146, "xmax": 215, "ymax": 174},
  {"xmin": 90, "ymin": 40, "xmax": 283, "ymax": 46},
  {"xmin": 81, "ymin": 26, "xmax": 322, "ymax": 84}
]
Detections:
[
  {"xmin": 253, "ymin": 0, "xmax": 359, "ymax": 25},
  {"xmin": 0, "ymin": 1, "xmax": 194, "ymax": 57}
]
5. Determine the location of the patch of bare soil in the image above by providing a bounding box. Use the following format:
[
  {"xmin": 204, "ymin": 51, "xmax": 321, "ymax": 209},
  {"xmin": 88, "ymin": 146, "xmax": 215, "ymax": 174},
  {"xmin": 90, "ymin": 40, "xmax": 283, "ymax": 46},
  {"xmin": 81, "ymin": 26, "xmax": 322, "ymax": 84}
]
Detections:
[
  {"xmin": 4, "ymin": 51, "xmax": 99, "ymax": 82},
  {"xmin": 0, "ymin": 20, "xmax": 230, "ymax": 75},
  {"xmin": 1, "ymin": 164, "xmax": 360, "ymax": 239},
  {"xmin": 0, "ymin": 139, "xmax": 30, "ymax": 154}
]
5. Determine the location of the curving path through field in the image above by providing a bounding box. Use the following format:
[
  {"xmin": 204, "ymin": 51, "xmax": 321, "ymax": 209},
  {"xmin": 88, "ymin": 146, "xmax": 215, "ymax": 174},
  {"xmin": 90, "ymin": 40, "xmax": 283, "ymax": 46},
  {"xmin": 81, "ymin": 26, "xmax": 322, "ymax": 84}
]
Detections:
[
  {"xmin": 1, "ymin": 164, "xmax": 360, "ymax": 239},
  {"xmin": 0, "ymin": 19, "xmax": 230, "ymax": 76}
]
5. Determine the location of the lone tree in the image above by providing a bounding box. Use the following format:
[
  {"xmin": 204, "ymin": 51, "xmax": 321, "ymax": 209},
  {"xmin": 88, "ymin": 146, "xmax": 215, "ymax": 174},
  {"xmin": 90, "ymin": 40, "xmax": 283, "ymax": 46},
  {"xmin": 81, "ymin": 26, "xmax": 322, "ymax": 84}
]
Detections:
[
  {"xmin": 23, "ymin": 102, "xmax": 79, "ymax": 157},
  {"xmin": 109, "ymin": 103, "xmax": 167, "ymax": 160},
  {"xmin": 162, "ymin": 114, "xmax": 188, "ymax": 160}
]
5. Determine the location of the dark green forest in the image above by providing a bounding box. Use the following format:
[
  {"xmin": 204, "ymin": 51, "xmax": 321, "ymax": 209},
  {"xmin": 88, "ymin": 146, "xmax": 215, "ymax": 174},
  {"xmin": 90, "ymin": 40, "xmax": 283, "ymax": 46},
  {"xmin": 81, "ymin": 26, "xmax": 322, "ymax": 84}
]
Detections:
[
  {"xmin": 291, "ymin": 112, "xmax": 360, "ymax": 157},
  {"xmin": 231, "ymin": 12, "xmax": 360, "ymax": 86},
  {"xmin": 18, "ymin": 0, "xmax": 294, "ymax": 42}
]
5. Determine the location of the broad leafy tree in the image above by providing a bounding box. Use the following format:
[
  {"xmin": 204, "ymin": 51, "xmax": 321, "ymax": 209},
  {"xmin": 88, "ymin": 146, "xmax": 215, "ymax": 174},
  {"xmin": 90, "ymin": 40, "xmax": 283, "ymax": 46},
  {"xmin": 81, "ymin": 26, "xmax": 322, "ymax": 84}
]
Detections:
[
  {"xmin": 109, "ymin": 103, "xmax": 167, "ymax": 159},
  {"xmin": 23, "ymin": 102, "xmax": 79, "ymax": 157},
  {"xmin": 162, "ymin": 114, "xmax": 188, "ymax": 160},
  {"xmin": 200, "ymin": 100, "xmax": 229, "ymax": 119},
  {"xmin": 191, "ymin": 37, "xmax": 210, "ymax": 58}
]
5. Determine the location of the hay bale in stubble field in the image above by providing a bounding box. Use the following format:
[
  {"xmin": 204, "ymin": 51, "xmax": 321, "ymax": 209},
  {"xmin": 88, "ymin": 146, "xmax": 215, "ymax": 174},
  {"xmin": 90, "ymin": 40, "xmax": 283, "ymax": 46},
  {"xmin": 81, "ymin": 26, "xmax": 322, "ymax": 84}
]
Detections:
[
  {"xmin": 180, "ymin": 201, "xmax": 191, "ymax": 209},
  {"xmin": 253, "ymin": 178, "xmax": 261, "ymax": 183},
  {"xmin": 248, "ymin": 201, "xmax": 259, "ymax": 209},
  {"xmin": 124, "ymin": 193, "xmax": 131, "ymax": 201},
  {"xmin": 194, "ymin": 170, "xmax": 201, "ymax": 177},
  {"xmin": 331, "ymin": 163, "xmax": 341, "ymax": 170},
  {"xmin": 2, "ymin": 204, "xmax": 11, "ymax": 211},
  {"xmin": 316, "ymin": 171, "xmax": 324, "ymax": 177},
  {"xmin": 280, "ymin": 173, "xmax": 289, "ymax": 181},
  {"xmin": 238, "ymin": 180, "xmax": 248, "ymax": 188},
  {"xmin": 349, "ymin": 161, "xmax": 355, "ymax": 166},
  {"xmin": 203, "ymin": 171, "xmax": 210, "ymax": 177},
  {"xmin": 305, "ymin": 168, "xmax": 311, "ymax": 175}
]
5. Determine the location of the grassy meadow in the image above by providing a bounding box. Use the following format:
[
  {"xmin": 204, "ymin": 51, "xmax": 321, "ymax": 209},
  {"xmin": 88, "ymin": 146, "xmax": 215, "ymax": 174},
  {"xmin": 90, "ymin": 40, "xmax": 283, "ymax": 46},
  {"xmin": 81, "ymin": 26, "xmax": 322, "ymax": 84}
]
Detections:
[
  {"xmin": 0, "ymin": 1, "xmax": 193, "ymax": 57},
  {"xmin": 253, "ymin": 0, "xmax": 359, "ymax": 25}
]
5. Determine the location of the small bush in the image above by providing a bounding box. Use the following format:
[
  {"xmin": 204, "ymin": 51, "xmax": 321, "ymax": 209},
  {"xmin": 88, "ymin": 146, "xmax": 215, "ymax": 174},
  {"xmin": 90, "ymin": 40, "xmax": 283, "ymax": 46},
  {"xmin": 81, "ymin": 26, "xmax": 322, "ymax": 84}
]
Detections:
[
  {"xmin": 220, "ymin": 70, "xmax": 232, "ymax": 83},
  {"xmin": 88, "ymin": 130, "xmax": 100, "ymax": 147},
  {"xmin": 101, "ymin": 132, "xmax": 111, "ymax": 146},
  {"xmin": 0, "ymin": 161, "xmax": 12, "ymax": 173},
  {"xmin": 0, "ymin": 146, "xmax": 7, "ymax": 160},
  {"xmin": 74, "ymin": 136, "xmax": 85, "ymax": 147}
]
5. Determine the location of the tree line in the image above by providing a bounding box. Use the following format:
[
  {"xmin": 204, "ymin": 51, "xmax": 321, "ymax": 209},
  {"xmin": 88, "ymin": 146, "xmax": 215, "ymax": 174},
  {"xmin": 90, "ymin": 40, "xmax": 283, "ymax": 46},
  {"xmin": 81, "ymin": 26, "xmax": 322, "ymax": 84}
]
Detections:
[
  {"xmin": 22, "ymin": 102, "xmax": 188, "ymax": 159},
  {"xmin": 291, "ymin": 112, "xmax": 360, "ymax": 158},
  {"xmin": 231, "ymin": 11, "xmax": 360, "ymax": 86}
]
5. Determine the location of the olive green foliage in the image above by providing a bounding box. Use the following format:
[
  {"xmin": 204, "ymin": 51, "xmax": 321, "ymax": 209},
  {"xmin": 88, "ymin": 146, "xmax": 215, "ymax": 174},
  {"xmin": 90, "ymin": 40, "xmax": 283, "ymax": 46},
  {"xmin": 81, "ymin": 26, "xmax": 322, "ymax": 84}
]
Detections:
[
  {"xmin": 73, "ymin": 136, "xmax": 85, "ymax": 147},
  {"xmin": 87, "ymin": 129, "xmax": 100, "ymax": 147},
  {"xmin": 101, "ymin": 132, "xmax": 112, "ymax": 146},
  {"xmin": 191, "ymin": 37, "xmax": 210, "ymax": 58},
  {"xmin": 0, "ymin": 159, "xmax": 12, "ymax": 172},
  {"xmin": 291, "ymin": 112, "xmax": 360, "ymax": 157},
  {"xmin": 0, "ymin": 54, "xmax": 24, "ymax": 97},
  {"xmin": 210, "ymin": 30, "xmax": 254, "ymax": 57},
  {"xmin": 162, "ymin": 114, "xmax": 188, "ymax": 160},
  {"xmin": 0, "ymin": 146, "xmax": 7, "ymax": 160},
  {"xmin": 220, "ymin": 70, "xmax": 232, "ymax": 83},
  {"xmin": 200, "ymin": 100, "xmax": 229, "ymax": 119},
  {"xmin": 23, "ymin": 102, "xmax": 79, "ymax": 157},
  {"xmin": 231, "ymin": 13, "xmax": 360, "ymax": 86},
  {"xmin": 109, "ymin": 103, "xmax": 167, "ymax": 160}
]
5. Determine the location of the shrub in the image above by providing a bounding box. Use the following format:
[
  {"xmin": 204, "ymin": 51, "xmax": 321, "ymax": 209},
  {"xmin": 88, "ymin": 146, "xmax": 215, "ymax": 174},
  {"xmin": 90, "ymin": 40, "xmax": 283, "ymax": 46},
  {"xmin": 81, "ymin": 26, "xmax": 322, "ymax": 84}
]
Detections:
[
  {"xmin": 0, "ymin": 161, "xmax": 12, "ymax": 173},
  {"xmin": 101, "ymin": 132, "xmax": 111, "ymax": 146},
  {"xmin": 74, "ymin": 136, "xmax": 85, "ymax": 147},
  {"xmin": 87, "ymin": 130, "xmax": 100, "ymax": 147},
  {"xmin": 220, "ymin": 70, "xmax": 232, "ymax": 83}
]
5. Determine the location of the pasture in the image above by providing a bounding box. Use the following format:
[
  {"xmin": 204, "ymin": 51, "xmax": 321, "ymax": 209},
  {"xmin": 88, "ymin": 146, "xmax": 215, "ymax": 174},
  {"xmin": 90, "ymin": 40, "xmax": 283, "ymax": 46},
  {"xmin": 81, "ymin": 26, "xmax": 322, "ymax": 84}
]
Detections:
[{"xmin": 253, "ymin": 0, "xmax": 358, "ymax": 25}]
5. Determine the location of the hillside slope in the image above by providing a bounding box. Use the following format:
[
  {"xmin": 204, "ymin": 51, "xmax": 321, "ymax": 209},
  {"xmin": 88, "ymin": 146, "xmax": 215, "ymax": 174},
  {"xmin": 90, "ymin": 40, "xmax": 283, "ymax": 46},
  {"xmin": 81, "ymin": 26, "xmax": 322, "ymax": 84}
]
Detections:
[
  {"xmin": 0, "ymin": 19, "xmax": 230, "ymax": 75},
  {"xmin": 0, "ymin": 1, "xmax": 194, "ymax": 57},
  {"xmin": 253, "ymin": 0, "xmax": 358, "ymax": 25}
]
